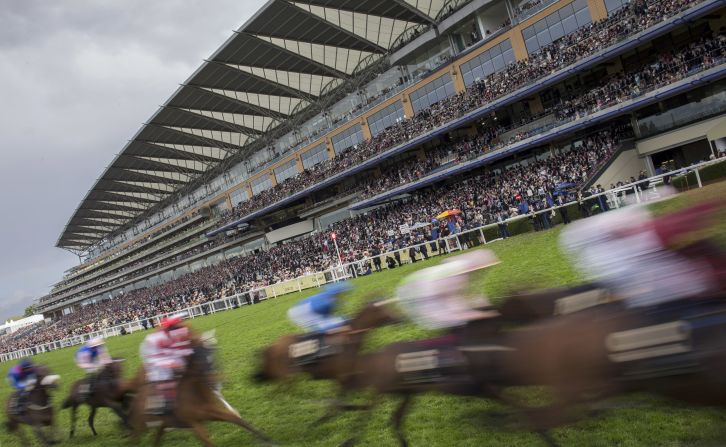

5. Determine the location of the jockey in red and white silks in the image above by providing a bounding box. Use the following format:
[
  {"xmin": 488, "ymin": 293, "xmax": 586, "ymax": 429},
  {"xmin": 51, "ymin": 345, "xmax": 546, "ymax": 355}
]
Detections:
[
  {"xmin": 560, "ymin": 202, "xmax": 720, "ymax": 308},
  {"xmin": 140, "ymin": 316, "xmax": 193, "ymax": 383},
  {"xmin": 397, "ymin": 250, "xmax": 500, "ymax": 330}
]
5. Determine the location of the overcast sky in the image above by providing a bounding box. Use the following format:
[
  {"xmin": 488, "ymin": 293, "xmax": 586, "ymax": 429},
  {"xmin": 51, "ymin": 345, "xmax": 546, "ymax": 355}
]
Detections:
[{"xmin": 0, "ymin": 0, "xmax": 266, "ymax": 320}]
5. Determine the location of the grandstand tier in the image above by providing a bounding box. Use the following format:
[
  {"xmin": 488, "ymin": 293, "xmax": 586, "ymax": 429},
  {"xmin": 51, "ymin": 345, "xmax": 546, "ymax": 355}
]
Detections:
[{"xmin": 25, "ymin": 0, "xmax": 725, "ymax": 349}]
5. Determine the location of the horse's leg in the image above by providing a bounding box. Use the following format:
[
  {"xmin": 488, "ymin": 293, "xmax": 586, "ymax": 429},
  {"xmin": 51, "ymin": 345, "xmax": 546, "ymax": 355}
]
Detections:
[
  {"xmin": 69, "ymin": 404, "xmax": 77, "ymax": 438},
  {"xmin": 33, "ymin": 424, "xmax": 52, "ymax": 447},
  {"xmin": 12, "ymin": 424, "xmax": 31, "ymax": 447},
  {"xmin": 106, "ymin": 399, "xmax": 130, "ymax": 429},
  {"xmin": 391, "ymin": 394, "xmax": 413, "ymax": 447},
  {"xmin": 189, "ymin": 422, "xmax": 214, "ymax": 447},
  {"xmin": 88, "ymin": 406, "xmax": 98, "ymax": 435},
  {"xmin": 152, "ymin": 423, "xmax": 166, "ymax": 447},
  {"xmin": 205, "ymin": 400, "xmax": 272, "ymax": 444},
  {"xmin": 339, "ymin": 393, "xmax": 380, "ymax": 447}
]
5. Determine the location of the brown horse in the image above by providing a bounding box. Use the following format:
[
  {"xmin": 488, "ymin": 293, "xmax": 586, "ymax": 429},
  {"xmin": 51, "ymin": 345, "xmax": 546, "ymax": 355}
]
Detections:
[
  {"xmin": 62, "ymin": 359, "xmax": 128, "ymax": 437},
  {"xmin": 128, "ymin": 331, "xmax": 272, "ymax": 447},
  {"xmin": 253, "ymin": 299, "xmax": 400, "ymax": 416},
  {"xmin": 488, "ymin": 297, "xmax": 726, "ymax": 445},
  {"xmin": 5, "ymin": 365, "xmax": 61, "ymax": 447}
]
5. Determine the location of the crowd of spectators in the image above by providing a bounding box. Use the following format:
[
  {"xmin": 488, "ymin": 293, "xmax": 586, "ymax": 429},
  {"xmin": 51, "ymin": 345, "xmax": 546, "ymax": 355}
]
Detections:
[
  {"xmin": 39, "ymin": 28, "xmax": 725, "ymax": 328},
  {"xmin": 6, "ymin": 0, "xmax": 721, "ymax": 354},
  {"xmin": 2, "ymin": 125, "xmax": 625, "ymax": 353},
  {"xmin": 215, "ymin": 0, "xmax": 712, "ymax": 230}
]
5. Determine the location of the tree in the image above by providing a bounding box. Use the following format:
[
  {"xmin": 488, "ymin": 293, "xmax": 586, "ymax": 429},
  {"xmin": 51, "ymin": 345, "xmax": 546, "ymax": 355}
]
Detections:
[{"xmin": 23, "ymin": 304, "xmax": 37, "ymax": 317}]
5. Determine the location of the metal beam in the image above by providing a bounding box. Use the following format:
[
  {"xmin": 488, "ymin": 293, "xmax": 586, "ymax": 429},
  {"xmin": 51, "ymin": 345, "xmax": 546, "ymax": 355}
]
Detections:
[{"xmin": 391, "ymin": 0, "xmax": 437, "ymax": 24}]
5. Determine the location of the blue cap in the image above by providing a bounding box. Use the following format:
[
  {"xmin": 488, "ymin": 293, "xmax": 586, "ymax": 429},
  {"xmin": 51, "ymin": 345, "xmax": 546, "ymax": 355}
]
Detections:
[{"xmin": 19, "ymin": 359, "xmax": 32, "ymax": 369}]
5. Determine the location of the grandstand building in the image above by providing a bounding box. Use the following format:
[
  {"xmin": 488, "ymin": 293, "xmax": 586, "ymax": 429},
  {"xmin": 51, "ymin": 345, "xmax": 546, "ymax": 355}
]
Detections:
[{"xmin": 39, "ymin": 0, "xmax": 726, "ymax": 321}]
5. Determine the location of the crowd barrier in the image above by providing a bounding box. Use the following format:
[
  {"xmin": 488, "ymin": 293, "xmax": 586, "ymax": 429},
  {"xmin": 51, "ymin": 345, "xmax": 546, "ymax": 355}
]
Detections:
[{"xmin": 1, "ymin": 157, "xmax": 724, "ymax": 362}]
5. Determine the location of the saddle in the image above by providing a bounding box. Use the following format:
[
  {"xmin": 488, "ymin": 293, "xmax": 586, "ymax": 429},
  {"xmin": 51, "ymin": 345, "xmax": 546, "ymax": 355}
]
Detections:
[
  {"xmin": 288, "ymin": 333, "xmax": 342, "ymax": 366},
  {"xmin": 606, "ymin": 298, "xmax": 726, "ymax": 381},
  {"xmin": 393, "ymin": 337, "xmax": 472, "ymax": 387},
  {"xmin": 8, "ymin": 391, "xmax": 26, "ymax": 416}
]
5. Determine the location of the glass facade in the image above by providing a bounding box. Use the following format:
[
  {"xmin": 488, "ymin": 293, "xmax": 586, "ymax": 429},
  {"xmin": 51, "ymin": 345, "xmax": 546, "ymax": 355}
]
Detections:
[
  {"xmin": 409, "ymin": 74, "xmax": 456, "ymax": 113},
  {"xmin": 367, "ymin": 101, "xmax": 405, "ymax": 137},
  {"xmin": 522, "ymin": 0, "xmax": 591, "ymax": 54},
  {"xmin": 273, "ymin": 159, "xmax": 299, "ymax": 183},
  {"xmin": 301, "ymin": 143, "xmax": 329, "ymax": 169},
  {"xmin": 604, "ymin": 0, "xmax": 630, "ymax": 13},
  {"xmin": 331, "ymin": 124, "xmax": 364, "ymax": 154},
  {"xmin": 459, "ymin": 39, "xmax": 516, "ymax": 87},
  {"xmin": 229, "ymin": 188, "xmax": 249, "ymax": 206},
  {"xmin": 251, "ymin": 173, "xmax": 272, "ymax": 195},
  {"xmin": 637, "ymin": 81, "xmax": 726, "ymax": 138}
]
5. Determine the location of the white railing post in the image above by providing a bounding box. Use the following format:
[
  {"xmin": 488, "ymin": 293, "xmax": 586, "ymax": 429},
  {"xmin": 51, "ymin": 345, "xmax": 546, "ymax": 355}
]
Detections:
[{"xmin": 694, "ymin": 167, "xmax": 703, "ymax": 188}]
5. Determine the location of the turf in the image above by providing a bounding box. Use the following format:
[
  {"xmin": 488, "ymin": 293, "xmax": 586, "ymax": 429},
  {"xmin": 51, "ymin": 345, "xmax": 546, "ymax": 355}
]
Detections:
[{"xmin": 2, "ymin": 182, "xmax": 726, "ymax": 446}]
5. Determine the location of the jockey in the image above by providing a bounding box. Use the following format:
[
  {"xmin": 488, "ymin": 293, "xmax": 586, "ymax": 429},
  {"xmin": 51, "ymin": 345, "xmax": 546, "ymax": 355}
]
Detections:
[
  {"xmin": 397, "ymin": 249, "xmax": 500, "ymax": 330},
  {"xmin": 287, "ymin": 282, "xmax": 351, "ymax": 333},
  {"xmin": 139, "ymin": 315, "xmax": 194, "ymax": 415},
  {"xmin": 7, "ymin": 359, "xmax": 38, "ymax": 415},
  {"xmin": 560, "ymin": 201, "xmax": 723, "ymax": 308},
  {"xmin": 75, "ymin": 337, "xmax": 112, "ymax": 398}
]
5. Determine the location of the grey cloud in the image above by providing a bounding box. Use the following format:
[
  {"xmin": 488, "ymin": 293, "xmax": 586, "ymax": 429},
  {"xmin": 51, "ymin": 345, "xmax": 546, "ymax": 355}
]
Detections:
[{"xmin": 0, "ymin": 0, "xmax": 267, "ymax": 320}]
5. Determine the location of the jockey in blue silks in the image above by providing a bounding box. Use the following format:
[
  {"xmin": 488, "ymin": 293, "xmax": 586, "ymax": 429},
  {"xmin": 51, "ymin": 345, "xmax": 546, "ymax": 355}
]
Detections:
[
  {"xmin": 75, "ymin": 337, "xmax": 112, "ymax": 398},
  {"xmin": 288, "ymin": 282, "xmax": 352, "ymax": 333},
  {"xmin": 7, "ymin": 359, "xmax": 38, "ymax": 414}
]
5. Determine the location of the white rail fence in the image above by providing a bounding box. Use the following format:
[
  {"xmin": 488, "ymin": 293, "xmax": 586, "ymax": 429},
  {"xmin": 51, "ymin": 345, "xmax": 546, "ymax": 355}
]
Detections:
[{"xmin": 1, "ymin": 158, "xmax": 723, "ymax": 362}]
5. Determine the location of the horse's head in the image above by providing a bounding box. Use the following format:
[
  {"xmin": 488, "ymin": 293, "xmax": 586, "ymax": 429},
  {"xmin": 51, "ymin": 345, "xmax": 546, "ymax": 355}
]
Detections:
[
  {"xmin": 186, "ymin": 337, "xmax": 217, "ymax": 380},
  {"xmin": 252, "ymin": 347, "xmax": 273, "ymax": 383},
  {"xmin": 101, "ymin": 358, "xmax": 125, "ymax": 381},
  {"xmin": 32, "ymin": 365, "xmax": 60, "ymax": 390},
  {"xmin": 349, "ymin": 297, "xmax": 401, "ymax": 331},
  {"xmin": 251, "ymin": 335, "xmax": 298, "ymax": 383}
]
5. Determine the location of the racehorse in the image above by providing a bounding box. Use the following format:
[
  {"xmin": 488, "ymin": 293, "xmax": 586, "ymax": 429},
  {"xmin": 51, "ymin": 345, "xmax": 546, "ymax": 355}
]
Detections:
[
  {"xmin": 62, "ymin": 358, "xmax": 128, "ymax": 437},
  {"xmin": 489, "ymin": 296, "xmax": 726, "ymax": 446},
  {"xmin": 253, "ymin": 298, "xmax": 400, "ymax": 417},
  {"xmin": 5, "ymin": 365, "xmax": 61, "ymax": 447},
  {"xmin": 128, "ymin": 331, "xmax": 272, "ymax": 447},
  {"xmin": 255, "ymin": 298, "xmax": 400, "ymax": 382},
  {"xmin": 293, "ymin": 286, "xmax": 615, "ymax": 447}
]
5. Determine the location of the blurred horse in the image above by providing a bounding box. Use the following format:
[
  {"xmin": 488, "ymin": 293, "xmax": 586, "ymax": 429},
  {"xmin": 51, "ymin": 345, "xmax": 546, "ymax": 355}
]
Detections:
[
  {"xmin": 491, "ymin": 296, "xmax": 726, "ymax": 446},
  {"xmin": 253, "ymin": 298, "xmax": 400, "ymax": 416},
  {"xmin": 128, "ymin": 331, "xmax": 271, "ymax": 447},
  {"xmin": 5, "ymin": 365, "xmax": 61, "ymax": 447},
  {"xmin": 62, "ymin": 358, "xmax": 128, "ymax": 437}
]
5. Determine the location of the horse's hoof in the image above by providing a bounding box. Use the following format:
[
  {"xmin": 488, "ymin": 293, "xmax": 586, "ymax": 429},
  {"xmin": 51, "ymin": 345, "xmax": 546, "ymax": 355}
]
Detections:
[{"xmin": 339, "ymin": 439, "xmax": 356, "ymax": 447}]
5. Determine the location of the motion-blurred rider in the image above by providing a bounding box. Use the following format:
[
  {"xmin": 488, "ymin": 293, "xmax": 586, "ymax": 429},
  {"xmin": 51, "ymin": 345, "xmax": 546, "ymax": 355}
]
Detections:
[
  {"xmin": 560, "ymin": 201, "xmax": 725, "ymax": 309},
  {"xmin": 75, "ymin": 337, "xmax": 112, "ymax": 400},
  {"xmin": 288, "ymin": 282, "xmax": 352, "ymax": 334},
  {"xmin": 397, "ymin": 249, "xmax": 500, "ymax": 330},
  {"xmin": 139, "ymin": 315, "xmax": 194, "ymax": 415},
  {"xmin": 7, "ymin": 359, "xmax": 38, "ymax": 415}
]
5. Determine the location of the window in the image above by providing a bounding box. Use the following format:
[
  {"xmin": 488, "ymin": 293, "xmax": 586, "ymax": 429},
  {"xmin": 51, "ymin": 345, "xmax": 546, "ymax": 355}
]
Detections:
[
  {"xmin": 523, "ymin": 0, "xmax": 591, "ymax": 54},
  {"xmin": 251, "ymin": 174, "xmax": 272, "ymax": 195},
  {"xmin": 331, "ymin": 125, "xmax": 364, "ymax": 154},
  {"xmin": 409, "ymin": 74, "xmax": 456, "ymax": 113},
  {"xmin": 274, "ymin": 159, "xmax": 299, "ymax": 183},
  {"xmin": 367, "ymin": 101, "xmax": 405, "ymax": 137},
  {"xmin": 605, "ymin": 0, "xmax": 630, "ymax": 13},
  {"xmin": 301, "ymin": 143, "xmax": 329, "ymax": 169},
  {"xmin": 230, "ymin": 188, "xmax": 248, "ymax": 207},
  {"xmin": 459, "ymin": 40, "xmax": 516, "ymax": 87}
]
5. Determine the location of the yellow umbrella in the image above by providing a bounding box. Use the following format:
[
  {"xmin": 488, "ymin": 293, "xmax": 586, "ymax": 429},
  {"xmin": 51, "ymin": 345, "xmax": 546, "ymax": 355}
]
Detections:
[{"xmin": 436, "ymin": 209, "xmax": 462, "ymax": 219}]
